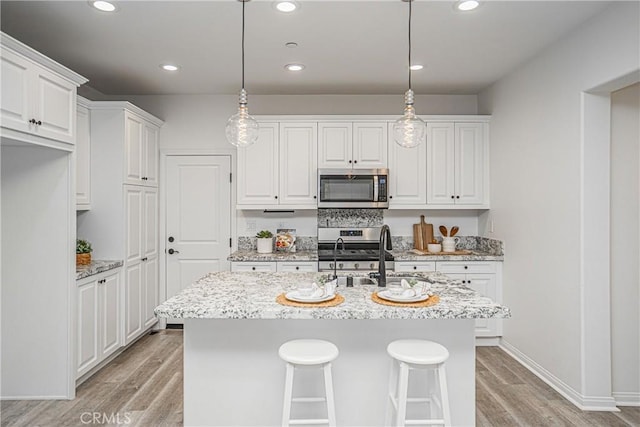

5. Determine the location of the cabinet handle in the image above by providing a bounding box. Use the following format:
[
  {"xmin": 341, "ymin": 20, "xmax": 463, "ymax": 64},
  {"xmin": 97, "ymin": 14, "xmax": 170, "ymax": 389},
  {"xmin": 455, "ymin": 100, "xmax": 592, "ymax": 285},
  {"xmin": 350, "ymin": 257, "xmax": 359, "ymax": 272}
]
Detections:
[
  {"xmin": 464, "ymin": 265, "xmax": 468, "ymax": 269},
  {"xmin": 348, "ymin": 160, "xmax": 352, "ymax": 164},
  {"xmin": 389, "ymin": 195, "xmax": 393, "ymax": 199},
  {"xmin": 274, "ymin": 195, "xmax": 278, "ymax": 199},
  {"xmin": 451, "ymin": 195, "xmax": 455, "ymax": 199},
  {"xmin": 462, "ymin": 280, "xmax": 467, "ymax": 284},
  {"xmin": 456, "ymin": 195, "xmax": 460, "ymax": 199},
  {"xmin": 295, "ymin": 266, "xmax": 300, "ymax": 270},
  {"xmin": 252, "ymin": 267, "xmax": 256, "ymax": 271},
  {"xmin": 413, "ymin": 266, "xmax": 417, "ymax": 270},
  {"xmin": 314, "ymin": 195, "xmax": 317, "ymax": 199},
  {"xmin": 141, "ymin": 257, "xmax": 148, "ymax": 261},
  {"xmin": 354, "ymin": 160, "xmax": 358, "ymax": 164}
]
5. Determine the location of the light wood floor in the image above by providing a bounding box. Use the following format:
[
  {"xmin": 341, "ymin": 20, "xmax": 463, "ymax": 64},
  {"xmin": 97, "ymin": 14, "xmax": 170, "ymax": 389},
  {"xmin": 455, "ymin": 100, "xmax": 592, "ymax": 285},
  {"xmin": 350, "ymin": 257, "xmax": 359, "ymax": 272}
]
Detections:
[{"xmin": 1, "ymin": 331, "xmax": 638, "ymax": 427}]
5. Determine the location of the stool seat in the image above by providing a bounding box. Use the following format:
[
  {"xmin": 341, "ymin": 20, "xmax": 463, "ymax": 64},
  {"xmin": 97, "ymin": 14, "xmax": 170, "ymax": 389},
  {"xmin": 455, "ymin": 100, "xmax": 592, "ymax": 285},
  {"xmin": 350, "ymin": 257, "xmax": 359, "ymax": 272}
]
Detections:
[
  {"xmin": 387, "ymin": 339, "xmax": 449, "ymax": 365},
  {"xmin": 279, "ymin": 339, "xmax": 339, "ymax": 365}
]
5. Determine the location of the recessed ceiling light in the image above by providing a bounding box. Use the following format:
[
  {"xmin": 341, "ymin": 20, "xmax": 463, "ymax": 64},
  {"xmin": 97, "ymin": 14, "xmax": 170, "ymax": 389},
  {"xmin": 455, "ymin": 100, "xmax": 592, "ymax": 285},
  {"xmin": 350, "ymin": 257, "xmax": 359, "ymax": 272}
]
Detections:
[
  {"xmin": 285, "ymin": 42, "xmax": 298, "ymax": 49},
  {"xmin": 92, "ymin": 1, "xmax": 116, "ymax": 12},
  {"xmin": 410, "ymin": 64, "xmax": 424, "ymax": 71},
  {"xmin": 275, "ymin": 1, "xmax": 297, "ymax": 13},
  {"xmin": 160, "ymin": 64, "xmax": 180, "ymax": 72},
  {"xmin": 456, "ymin": 0, "xmax": 480, "ymax": 11},
  {"xmin": 285, "ymin": 64, "xmax": 305, "ymax": 72}
]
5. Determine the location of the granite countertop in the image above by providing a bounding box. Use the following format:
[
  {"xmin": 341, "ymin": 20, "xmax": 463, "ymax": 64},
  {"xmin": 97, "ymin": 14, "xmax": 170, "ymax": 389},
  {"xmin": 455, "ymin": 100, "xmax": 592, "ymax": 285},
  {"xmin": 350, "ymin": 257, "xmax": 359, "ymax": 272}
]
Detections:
[
  {"xmin": 154, "ymin": 271, "xmax": 511, "ymax": 320},
  {"xmin": 228, "ymin": 250, "xmax": 318, "ymax": 262},
  {"xmin": 76, "ymin": 260, "xmax": 123, "ymax": 280},
  {"xmin": 392, "ymin": 250, "xmax": 504, "ymax": 262}
]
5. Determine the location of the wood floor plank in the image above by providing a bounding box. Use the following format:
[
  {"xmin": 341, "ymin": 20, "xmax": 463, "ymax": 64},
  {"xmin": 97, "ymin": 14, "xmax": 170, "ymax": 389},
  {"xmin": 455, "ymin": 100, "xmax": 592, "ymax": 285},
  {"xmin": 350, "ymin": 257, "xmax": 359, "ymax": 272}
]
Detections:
[{"xmin": 3, "ymin": 333, "xmax": 639, "ymax": 427}]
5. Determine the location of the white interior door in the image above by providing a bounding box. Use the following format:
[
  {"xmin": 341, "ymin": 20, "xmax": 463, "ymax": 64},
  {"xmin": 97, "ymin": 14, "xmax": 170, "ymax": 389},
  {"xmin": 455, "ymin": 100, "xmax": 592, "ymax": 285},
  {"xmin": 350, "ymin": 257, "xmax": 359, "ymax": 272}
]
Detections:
[{"xmin": 165, "ymin": 155, "xmax": 231, "ymax": 313}]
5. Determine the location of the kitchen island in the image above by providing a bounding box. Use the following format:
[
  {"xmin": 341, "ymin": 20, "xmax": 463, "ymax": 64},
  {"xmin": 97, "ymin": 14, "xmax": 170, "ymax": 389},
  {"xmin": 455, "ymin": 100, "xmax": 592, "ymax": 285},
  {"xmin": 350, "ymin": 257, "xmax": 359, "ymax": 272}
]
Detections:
[{"xmin": 155, "ymin": 271, "xmax": 510, "ymax": 426}]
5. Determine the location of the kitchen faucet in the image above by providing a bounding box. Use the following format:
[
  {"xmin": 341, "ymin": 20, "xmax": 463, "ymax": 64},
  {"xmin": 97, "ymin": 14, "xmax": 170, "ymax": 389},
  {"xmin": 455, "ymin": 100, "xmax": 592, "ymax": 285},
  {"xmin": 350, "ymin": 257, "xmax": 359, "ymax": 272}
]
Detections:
[
  {"xmin": 376, "ymin": 225, "xmax": 392, "ymax": 287},
  {"xmin": 330, "ymin": 237, "xmax": 345, "ymax": 282}
]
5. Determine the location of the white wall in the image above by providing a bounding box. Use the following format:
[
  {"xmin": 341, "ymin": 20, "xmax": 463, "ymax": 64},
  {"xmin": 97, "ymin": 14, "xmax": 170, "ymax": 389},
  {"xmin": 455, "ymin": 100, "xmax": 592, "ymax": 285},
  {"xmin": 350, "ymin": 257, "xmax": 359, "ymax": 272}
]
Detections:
[
  {"xmin": 610, "ymin": 83, "xmax": 640, "ymax": 404},
  {"xmin": 478, "ymin": 2, "xmax": 639, "ymax": 407}
]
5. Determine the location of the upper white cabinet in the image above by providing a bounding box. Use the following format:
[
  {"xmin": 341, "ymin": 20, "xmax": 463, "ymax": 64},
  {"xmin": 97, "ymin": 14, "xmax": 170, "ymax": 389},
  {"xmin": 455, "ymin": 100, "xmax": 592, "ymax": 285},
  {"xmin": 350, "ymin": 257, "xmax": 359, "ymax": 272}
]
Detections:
[
  {"xmin": 237, "ymin": 122, "xmax": 317, "ymax": 209},
  {"xmin": 124, "ymin": 112, "xmax": 160, "ymax": 186},
  {"xmin": 76, "ymin": 99, "xmax": 91, "ymax": 209},
  {"xmin": 387, "ymin": 123, "xmax": 427, "ymax": 207},
  {"xmin": 427, "ymin": 122, "xmax": 489, "ymax": 207},
  {"xmin": 318, "ymin": 122, "xmax": 387, "ymax": 169},
  {"xmin": 0, "ymin": 32, "xmax": 87, "ymax": 147}
]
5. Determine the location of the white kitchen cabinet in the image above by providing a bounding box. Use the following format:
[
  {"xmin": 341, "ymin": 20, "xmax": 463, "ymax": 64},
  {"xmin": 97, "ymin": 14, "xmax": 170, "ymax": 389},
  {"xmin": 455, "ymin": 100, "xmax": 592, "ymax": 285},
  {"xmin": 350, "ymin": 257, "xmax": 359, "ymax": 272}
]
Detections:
[
  {"xmin": 77, "ymin": 268, "xmax": 122, "ymax": 379},
  {"xmin": 0, "ymin": 42, "xmax": 85, "ymax": 146},
  {"xmin": 124, "ymin": 112, "xmax": 160, "ymax": 187},
  {"xmin": 76, "ymin": 99, "xmax": 91, "ymax": 209},
  {"xmin": 426, "ymin": 122, "xmax": 488, "ymax": 207},
  {"xmin": 143, "ymin": 256, "xmax": 159, "ymax": 329},
  {"xmin": 387, "ymin": 122, "xmax": 427, "ymax": 207},
  {"xmin": 237, "ymin": 122, "xmax": 318, "ymax": 209},
  {"xmin": 124, "ymin": 261, "xmax": 143, "ymax": 344},
  {"xmin": 276, "ymin": 261, "xmax": 318, "ymax": 272},
  {"xmin": 318, "ymin": 122, "xmax": 387, "ymax": 169},
  {"xmin": 279, "ymin": 122, "xmax": 318, "ymax": 206},
  {"xmin": 394, "ymin": 261, "xmax": 436, "ymax": 272},
  {"xmin": 231, "ymin": 262, "xmax": 277, "ymax": 272}
]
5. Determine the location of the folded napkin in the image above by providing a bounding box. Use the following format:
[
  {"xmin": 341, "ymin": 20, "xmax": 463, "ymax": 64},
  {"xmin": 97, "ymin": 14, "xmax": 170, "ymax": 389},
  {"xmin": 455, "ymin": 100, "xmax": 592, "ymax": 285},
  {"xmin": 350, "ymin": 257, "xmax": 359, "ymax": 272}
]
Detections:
[
  {"xmin": 400, "ymin": 279, "xmax": 431, "ymax": 297},
  {"xmin": 306, "ymin": 280, "xmax": 338, "ymax": 298}
]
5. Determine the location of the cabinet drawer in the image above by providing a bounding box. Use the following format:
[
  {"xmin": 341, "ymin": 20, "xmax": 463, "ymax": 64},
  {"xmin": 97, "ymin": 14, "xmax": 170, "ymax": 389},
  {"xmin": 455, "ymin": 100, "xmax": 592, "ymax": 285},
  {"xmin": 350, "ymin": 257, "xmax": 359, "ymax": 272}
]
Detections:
[
  {"xmin": 436, "ymin": 261, "xmax": 496, "ymax": 274},
  {"xmin": 277, "ymin": 262, "xmax": 318, "ymax": 272},
  {"xmin": 231, "ymin": 262, "xmax": 277, "ymax": 272},
  {"xmin": 395, "ymin": 262, "xmax": 436, "ymax": 272}
]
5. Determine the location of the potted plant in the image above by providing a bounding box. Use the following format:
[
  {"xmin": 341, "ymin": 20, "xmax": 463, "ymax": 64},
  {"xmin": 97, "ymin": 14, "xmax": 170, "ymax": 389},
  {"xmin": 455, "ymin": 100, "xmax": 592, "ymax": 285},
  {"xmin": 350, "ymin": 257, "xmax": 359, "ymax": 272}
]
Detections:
[
  {"xmin": 76, "ymin": 239, "xmax": 93, "ymax": 265},
  {"xmin": 256, "ymin": 230, "xmax": 273, "ymax": 254}
]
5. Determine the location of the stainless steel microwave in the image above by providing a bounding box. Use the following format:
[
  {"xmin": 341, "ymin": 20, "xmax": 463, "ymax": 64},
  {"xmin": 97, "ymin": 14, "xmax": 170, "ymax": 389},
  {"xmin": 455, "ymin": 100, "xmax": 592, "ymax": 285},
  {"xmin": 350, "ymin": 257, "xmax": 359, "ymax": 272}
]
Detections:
[{"xmin": 317, "ymin": 168, "xmax": 389, "ymax": 208}]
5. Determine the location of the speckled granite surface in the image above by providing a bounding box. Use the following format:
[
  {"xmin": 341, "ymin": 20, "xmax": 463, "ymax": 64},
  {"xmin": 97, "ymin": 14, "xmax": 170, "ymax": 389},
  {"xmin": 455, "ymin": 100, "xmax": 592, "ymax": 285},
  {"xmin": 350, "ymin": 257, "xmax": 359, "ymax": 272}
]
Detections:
[
  {"xmin": 392, "ymin": 250, "xmax": 504, "ymax": 261},
  {"xmin": 237, "ymin": 236, "xmax": 317, "ymax": 251},
  {"xmin": 76, "ymin": 260, "xmax": 123, "ymax": 280},
  {"xmin": 154, "ymin": 271, "xmax": 511, "ymax": 320},
  {"xmin": 228, "ymin": 251, "xmax": 318, "ymax": 262},
  {"xmin": 318, "ymin": 209, "xmax": 383, "ymax": 228}
]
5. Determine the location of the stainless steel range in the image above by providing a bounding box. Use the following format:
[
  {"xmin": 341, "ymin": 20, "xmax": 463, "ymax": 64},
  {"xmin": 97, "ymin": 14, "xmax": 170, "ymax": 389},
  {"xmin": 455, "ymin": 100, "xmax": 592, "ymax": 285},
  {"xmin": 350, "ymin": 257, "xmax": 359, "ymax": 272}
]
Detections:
[{"xmin": 317, "ymin": 227, "xmax": 394, "ymax": 273}]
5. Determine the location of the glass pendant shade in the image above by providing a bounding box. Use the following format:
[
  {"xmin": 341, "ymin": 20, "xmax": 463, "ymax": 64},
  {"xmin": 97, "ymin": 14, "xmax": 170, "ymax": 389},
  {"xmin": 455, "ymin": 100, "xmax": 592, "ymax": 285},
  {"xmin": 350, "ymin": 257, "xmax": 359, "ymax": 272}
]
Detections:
[
  {"xmin": 226, "ymin": 89, "xmax": 259, "ymax": 148},
  {"xmin": 393, "ymin": 89, "xmax": 425, "ymax": 148}
]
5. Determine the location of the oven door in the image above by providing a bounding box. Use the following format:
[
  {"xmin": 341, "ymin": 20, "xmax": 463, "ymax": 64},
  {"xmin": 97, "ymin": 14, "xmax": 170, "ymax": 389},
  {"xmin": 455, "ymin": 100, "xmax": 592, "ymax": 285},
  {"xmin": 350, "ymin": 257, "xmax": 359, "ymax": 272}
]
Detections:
[{"xmin": 317, "ymin": 169, "xmax": 388, "ymax": 208}]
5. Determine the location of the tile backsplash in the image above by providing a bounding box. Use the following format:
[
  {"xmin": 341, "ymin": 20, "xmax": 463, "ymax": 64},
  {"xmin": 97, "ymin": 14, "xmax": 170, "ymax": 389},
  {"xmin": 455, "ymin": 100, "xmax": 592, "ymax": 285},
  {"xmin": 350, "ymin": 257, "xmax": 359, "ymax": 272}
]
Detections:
[{"xmin": 317, "ymin": 209, "xmax": 383, "ymax": 228}]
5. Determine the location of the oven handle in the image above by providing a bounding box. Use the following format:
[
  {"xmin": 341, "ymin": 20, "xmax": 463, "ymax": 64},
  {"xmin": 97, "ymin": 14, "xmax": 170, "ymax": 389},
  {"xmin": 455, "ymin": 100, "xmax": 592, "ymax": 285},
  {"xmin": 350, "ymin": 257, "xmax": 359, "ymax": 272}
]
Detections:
[{"xmin": 373, "ymin": 175, "xmax": 379, "ymax": 202}]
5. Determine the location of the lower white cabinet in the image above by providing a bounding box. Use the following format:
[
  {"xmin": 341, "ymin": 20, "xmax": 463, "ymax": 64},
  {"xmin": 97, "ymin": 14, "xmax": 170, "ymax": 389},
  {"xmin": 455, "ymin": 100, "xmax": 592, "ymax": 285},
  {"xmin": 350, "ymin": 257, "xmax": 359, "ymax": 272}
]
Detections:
[
  {"xmin": 124, "ymin": 256, "xmax": 158, "ymax": 345},
  {"xmin": 230, "ymin": 261, "xmax": 318, "ymax": 273},
  {"xmin": 77, "ymin": 269, "xmax": 121, "ymax": 379}
]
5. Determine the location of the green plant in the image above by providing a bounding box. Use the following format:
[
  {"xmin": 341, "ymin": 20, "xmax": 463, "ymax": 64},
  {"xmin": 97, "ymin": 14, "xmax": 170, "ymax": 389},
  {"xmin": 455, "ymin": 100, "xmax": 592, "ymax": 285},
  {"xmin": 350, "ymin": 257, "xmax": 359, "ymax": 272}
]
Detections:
[
  {"xmin": 76, "ymin": 239, "xmax": 92, "ymax": 254},
  {"xmin": 256, "ymin": 230, "xmax": 273, "ymax": 239}
]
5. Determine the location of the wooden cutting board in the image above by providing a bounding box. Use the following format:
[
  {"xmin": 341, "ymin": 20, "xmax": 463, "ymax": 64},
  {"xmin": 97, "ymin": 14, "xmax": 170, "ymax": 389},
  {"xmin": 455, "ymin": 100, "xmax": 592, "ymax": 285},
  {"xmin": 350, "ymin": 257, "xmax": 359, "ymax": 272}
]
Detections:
[
  {"xmin": 420, "ymin": 215, "xmax": 434, "ymax": 246},
  {"xmin": 413, "ymin": 223, "xmax": 424, "ymax": 250}
]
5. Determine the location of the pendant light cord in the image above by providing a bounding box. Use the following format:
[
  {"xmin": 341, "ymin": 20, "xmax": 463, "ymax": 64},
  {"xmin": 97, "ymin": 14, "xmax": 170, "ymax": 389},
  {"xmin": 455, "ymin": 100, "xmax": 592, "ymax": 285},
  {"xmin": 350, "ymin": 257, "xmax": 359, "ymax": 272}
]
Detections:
[
  {"xmin": 242, "ymin": 0, "xmax": 246, "ymax": 90},
  {"xmin": 408, "ymin": 0, "xmax": 412, "ymax": 91}
]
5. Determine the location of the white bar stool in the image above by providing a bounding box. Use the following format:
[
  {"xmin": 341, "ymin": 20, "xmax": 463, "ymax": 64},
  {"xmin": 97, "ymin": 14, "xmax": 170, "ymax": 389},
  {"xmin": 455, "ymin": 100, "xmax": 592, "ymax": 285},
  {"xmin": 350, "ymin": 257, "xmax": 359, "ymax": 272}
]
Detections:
[
  {"xmin": 279, "ymin": 339, "xmax": 339, "ymax": 427},
  {"xmin": 385, "ymin": 339, "xmax": 451, "ymax": 427}
]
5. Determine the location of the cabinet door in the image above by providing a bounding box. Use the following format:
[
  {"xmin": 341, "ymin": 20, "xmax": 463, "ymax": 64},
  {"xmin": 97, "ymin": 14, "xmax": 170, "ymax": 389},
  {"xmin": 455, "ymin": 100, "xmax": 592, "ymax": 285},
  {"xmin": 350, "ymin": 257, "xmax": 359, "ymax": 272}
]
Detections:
[
  {"xmin": 77, "ymin": 279, "xmax": 99, "ymax": 377},
  {"xmin": 143, "ymin": 187, "xmax": 158, "ymax": 259},
  {"xmin": 230, "ymin": 262, "xmax": 277, "ymax": 272},
  {"xmin": 455, "ymin": 123, "xmax": 485, "ymax": 205},
  {"xmin": 237, "ymin": 123, "xmax": 279, "ymax": 205},
  {"xmin": 276, "ymin": 262, "xmax": 318, "ymax": 272},
  {"xmin": 353, "ymin": 122, "xmax": 387, "ymax": 168},
  {"xmin": 318, "ymin": 122, "xmax": 352, "ymax": 168},
  {"xmin": 143, "ymin": 123, "xmax": 159, "ymax": 186},
  {"xmin": 99, "ymin": 272, "xmax": 121, "ymax": 358},
  {"xmin": 388, "ymin": 123, "xmax": 427, "ymax": 206},
  {"xmin": 33, "ymin": 65, "xmax": 75, "ymax": 144},
  {"xmin": 0, "ymin": 49, "xmax": 31, "ymax": 134},
  {"xmin": 124, "ymin": 261, "xmax": 143, "ymax": 344},
  {"xmin": 143, "ymin": 256, "xmax": 158, "ymax": 328},
  {"xmin": 124, "ymin": 113, "xmax": 144, "ymax": 184},
  {"xmin": 426, "ymin": 122, "xmax": 455, "ymax": 205},
  {"xmin": 125, "ymin": 186, "xmax": 143, "ymax": 262},
  {"xmin": 279, "ymin": 122, "xmax": 318, "ymax": 205},
  {"xmin": 76, "ymin": 104, "xmax": 91, "ymax": 208},
  {"xmin": 394, "ymin": 262, "xmax": 436, "ymax": 272},
  {"xmin": 465, "ymin": 274, "xmax": 498, "ymax": 337}
]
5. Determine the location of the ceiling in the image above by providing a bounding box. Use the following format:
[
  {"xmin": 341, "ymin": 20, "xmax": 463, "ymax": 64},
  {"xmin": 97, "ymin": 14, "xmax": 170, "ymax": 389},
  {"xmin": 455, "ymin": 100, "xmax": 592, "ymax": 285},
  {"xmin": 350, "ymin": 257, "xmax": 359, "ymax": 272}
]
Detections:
[{"xmin": 0, "ymin": 1, "xmax": 612, "ymax": 96}]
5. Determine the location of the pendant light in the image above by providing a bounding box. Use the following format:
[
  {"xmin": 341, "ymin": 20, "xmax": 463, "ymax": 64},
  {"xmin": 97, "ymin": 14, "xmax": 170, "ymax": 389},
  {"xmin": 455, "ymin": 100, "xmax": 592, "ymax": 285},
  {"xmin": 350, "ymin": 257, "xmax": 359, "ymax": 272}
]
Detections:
[
  {"xmin": 392, "ymin": 0, "xmax": 426, "ymax": 148},
  {"xmin": 226, "ymin": 0, "xmax": 259, "ymax": 148}
]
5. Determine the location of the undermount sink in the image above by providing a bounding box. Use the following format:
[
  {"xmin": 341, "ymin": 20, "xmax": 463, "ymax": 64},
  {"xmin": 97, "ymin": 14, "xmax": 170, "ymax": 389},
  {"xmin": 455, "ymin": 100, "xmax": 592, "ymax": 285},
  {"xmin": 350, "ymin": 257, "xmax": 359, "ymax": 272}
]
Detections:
[{"xmin": 335, "ymin": 276, "xmax": 377, "ymax": 286}]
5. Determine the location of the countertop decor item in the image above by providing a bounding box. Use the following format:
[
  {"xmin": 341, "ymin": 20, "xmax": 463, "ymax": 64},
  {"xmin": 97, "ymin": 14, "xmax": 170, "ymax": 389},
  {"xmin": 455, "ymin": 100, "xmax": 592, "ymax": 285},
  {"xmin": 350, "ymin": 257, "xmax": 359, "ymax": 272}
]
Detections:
[
  {"xmin": 76, "ymin": 238, "xmax": 92, "ymax": 265},
  {"xmin": 392, "ymin": 0, "xmax": 426, "ymax": 148},
  {"xmin": 439, "ymin": 225, "xmax": 448, "ymax": 237},
  {"xmin": 225, "ymin": 0, "xmax": 259, "ymax": 148},
  {"xmin": 256, "ymin": 230, "xmax": 273, "ymax": 254}
]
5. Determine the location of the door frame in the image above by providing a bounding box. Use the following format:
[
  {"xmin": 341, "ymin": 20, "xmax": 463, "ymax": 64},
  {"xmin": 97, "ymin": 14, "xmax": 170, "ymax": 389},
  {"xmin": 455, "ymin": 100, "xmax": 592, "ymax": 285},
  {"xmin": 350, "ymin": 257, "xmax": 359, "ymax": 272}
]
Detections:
[{"xmin": 158, "ymin": 149, "xmax": 236, "ymax": 329}]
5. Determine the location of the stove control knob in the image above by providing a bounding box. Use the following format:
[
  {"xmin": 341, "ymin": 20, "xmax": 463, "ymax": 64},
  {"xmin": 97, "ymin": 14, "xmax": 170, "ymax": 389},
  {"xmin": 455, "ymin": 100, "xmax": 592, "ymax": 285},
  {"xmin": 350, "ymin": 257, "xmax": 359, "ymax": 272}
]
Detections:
[
  {"xmin": 354, "ymin": 263, "xmax": 359, "ymax": 269},
  {"xmin": 329, "ymin": 263, "xmax": 334, "ymax": 269},
  {"xmin": 338, "ymin": 263, "xmax": 344, "ymax": 269}
]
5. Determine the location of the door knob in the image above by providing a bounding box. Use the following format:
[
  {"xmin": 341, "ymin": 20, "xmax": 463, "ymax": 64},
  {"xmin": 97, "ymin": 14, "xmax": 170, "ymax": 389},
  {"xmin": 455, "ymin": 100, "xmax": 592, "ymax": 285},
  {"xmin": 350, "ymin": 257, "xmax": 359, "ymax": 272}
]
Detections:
[{"xmin": 168, "ymin": 248, "xmax": 179, "ymax": 254}]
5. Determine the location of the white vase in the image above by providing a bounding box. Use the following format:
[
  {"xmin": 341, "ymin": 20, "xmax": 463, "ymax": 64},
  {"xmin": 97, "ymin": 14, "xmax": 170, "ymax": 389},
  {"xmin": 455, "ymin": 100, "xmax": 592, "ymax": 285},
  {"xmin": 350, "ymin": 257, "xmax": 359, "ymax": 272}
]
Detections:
[{"xmin": 256, "ymin": 238, "xmax": 273, "ymax": 254}]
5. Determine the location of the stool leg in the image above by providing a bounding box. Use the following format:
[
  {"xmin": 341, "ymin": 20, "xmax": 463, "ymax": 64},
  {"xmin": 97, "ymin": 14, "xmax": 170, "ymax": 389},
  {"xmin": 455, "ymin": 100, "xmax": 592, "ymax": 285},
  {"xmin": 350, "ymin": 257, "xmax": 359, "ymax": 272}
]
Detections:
[
  {"xmin": 437, "ymin": 364, "xmax": 451, "ymax": 427},
  {"xmin": 282, "ymin": 363, "xmax": 294, "ymax": 427},
  {"xmin": 395, "ymin": 362, "xmax": 409, "ymax": 427},
  {"xmin": 323, "ymin": 363, "xmax": 337, "ymax": 427},
  {"xmin": 385, "ymin": 358, "xmax": 398, "ymax": 427}
]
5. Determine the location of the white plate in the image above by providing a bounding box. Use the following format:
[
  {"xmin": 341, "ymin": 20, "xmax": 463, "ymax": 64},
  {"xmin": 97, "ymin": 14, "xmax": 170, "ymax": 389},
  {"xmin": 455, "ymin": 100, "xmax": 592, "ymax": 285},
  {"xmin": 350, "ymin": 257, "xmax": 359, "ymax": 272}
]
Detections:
[
  {"xmin": 377, "ymin": 290, "xmax": 430, "ymax": 303},
  {"xmin": 285, "ymin": 291, "xmax": 336, "ymax": 303}
]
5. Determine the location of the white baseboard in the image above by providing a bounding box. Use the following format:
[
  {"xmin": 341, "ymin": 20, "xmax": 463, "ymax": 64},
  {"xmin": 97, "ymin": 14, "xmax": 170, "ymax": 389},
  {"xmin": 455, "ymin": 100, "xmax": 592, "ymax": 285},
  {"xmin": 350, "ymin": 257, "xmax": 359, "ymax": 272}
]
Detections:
[
  {"xmin": 0, "ymin": 395, "xmax": 70, "ymax": 400},
  {"xmin": 500, "ymin": 339, "xmax": 619, "ymax": 412},
  {"xmin": 613, "ymin": 392, "xmax": 640, "ymax": 407},
  {"xmin": 476, "ymin": 337, "xmax": 500, "ymax": 346}
]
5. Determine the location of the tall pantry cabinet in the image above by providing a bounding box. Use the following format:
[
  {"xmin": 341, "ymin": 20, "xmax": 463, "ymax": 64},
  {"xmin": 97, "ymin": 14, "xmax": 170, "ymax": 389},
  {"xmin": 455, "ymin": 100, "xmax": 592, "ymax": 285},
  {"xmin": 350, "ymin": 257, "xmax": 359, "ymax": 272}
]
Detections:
[{"xmin": 77, "ymin": 102, "xmax": 163, "ymax": 346}]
